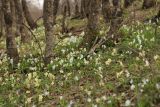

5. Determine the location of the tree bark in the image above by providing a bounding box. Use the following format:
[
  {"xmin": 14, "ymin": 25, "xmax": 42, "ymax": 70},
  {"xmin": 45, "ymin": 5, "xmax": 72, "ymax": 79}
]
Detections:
[
  {"xmin": 53, "ymin": 0, "xmax": 59, "ymax": 17},
  {"xmin": 62, "ymin": 6, "xmax": 67, "ymax": 33},
  {"xmin": 82, "ymin": 0, "xmax": 100, "ymax": 49},
  {"xmin": 43, "ymin": 0, "xmax": 58, "ymax": 65},
  {"xmin": 22, "ymin": 0, "xmax": 37, "ymax": 29},
  {"xmin": 124, "ymin": 0, "xmax": 134, "ymax": 8},
  {"xmin": 102, "ymin": 0, "xmax": 111, "ymax": 23},
  {"xmin": 74, "ymin": 0, "xmax": 80, "ymax": 17},
  {"xmin": 14, "ymin": 0, "xmax": 31, "ymax": 43},
  {"xmin": 142, "ymin": 0, "xmax": 156, "ymax": 9},
  {"xmin": 0, "ymin": 1, "xmax": 4, "ymax": 37},
  {"xmin": 2, "ymin": 0, "xmax": 19, "ymax": 65},
  {"xmin": 66, "ymin": 0, "xmax": 71, "ymax": 16},
  {"xmin": 80, "ymin": 0, "xmax": 90, "ymax": 18},
  {"xmin": 102, "ymin": 0, "xmax": 123, "ymax": 38}
]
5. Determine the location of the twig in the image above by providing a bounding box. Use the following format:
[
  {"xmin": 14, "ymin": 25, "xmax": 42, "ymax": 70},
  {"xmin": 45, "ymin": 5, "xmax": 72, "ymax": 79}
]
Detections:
[{"xmin": 22, "ymin": 23, "xmax": 44, "ymax": 62}]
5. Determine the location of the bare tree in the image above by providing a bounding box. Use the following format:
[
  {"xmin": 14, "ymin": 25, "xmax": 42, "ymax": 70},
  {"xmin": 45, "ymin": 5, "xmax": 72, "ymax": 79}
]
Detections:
[
  {"xmin": 80, "ymin": 0, "xmax": 90, "ymax": 18},
  {"xmin": 22, "ymin": 0, "xmax": 37, "ymax": 29},
  {"xmin": 102, "ymin": 0, "xmax": 123, "ymax": 37},
  {"xmin": 53, "ymin": 0, "xmax": 59, "ymax": 17},
  {"xmin": 2, "ymin": 0, "xmax": 19, "ymax": 65},
  {"xmin": 74, "ymin": 0, "xmax": 80, "ymax": 17},
  {"xmin": 82, "ymin": 0, "xmax": 100, "ymax": 49},
  {"xmin": 43, "ymin": 0, "xmax": 59, "ymax": 65},
  {"xmin": 0, "ymin": 0, "xmax": 4, "ymax": 37},
  {"xmin": 62, "ymin": 6, "xmax": 67, "ymax": 33},
  {"xmin": 66, "ymin": 0, "xmax": 71, "ymax": 16},
  {"xmin": 14, "ymin": 0, "xmax": 31, "ymax": 43}
]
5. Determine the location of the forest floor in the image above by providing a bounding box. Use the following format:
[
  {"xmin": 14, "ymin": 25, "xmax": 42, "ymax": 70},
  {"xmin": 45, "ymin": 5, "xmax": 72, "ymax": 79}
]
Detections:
[{"xmin": 0, "ymin": 6, "xmax": 160, "ymax": 107}]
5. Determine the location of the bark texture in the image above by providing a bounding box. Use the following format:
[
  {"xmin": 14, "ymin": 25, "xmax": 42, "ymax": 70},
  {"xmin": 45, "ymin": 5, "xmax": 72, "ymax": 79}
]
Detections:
[
  {"xmin": 2, "ymin": 0, "xmax": 19, "ymax": 65},
  {"xmin": 0, "ymin": 1, "xmax": 4, "ymax": 37},
  {"xmin": 83, "ymin": 0, "xmax": 100, "ymax": 49},
  {"xmin": 22, "ymin": 0, "xmax": 37, "ymax": 29},
  {"xmin": 142, "ymin": 0, "xmax": 156, "ymax": 9},
  {"xmin": 14, "ymin": 0, "xmax": 30, "ymax": 43},
  {"xmin": 43, "ymin": 0, "xmax": 58, "ymax": 65}
]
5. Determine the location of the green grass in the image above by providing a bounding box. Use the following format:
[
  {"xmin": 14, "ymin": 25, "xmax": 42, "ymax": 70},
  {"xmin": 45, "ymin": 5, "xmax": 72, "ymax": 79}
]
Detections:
[{"xmin": 0, "ymin": 19, "xmax": 160, "ymax": 107}]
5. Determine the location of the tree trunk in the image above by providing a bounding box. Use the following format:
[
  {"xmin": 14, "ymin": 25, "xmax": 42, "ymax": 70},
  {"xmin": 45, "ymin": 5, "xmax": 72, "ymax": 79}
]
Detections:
[
  {"xmin": 62, "ymin": 6, "xmax": 67, "ymax": 33},
  {"xmin": 43, "ymin": 0, "xmax": 58, "ymax": 65},
  {"xmin": 53, "ymin": 0, "xmax": 59, "ymax": 17},
  {"xmin": 102, "ymin": 0, "xmax": 111, "ymax": 23},
  {"xmin": 142, "ymin": 0, "xmax": 156, "ymax": 9},
  {"xmin": 74, "ymin": 0, "xmax": 80, "ymax": 17},
  {"xmin": 22, "ymin": 0, "xmax": 37, "ymax": 29},
  {"xmin": 2, "ymin": 0, "xmax": 19, "ymax": 65},
  {"xmin": 80, "ymin": 0, "xmax": 90, "ymax": 18},
  {"xmin": 66, "ymin": 0, "xmax": 71, "ymax": 16},
  {"xmin": 102, "ymin": 0, "xmax": 123, "ymax": 38},
  {"xmin": 82, "ymin": 0, "xmax": 100, "ymax": 49},
  {"xmin": 0, "ymin": 1, "xmax": 4, "ymax": 37},
  {"xmin": 80, "ymin": 0, "xmax": 85, "ymax": 18},
  {"xmin": 14, "ymin": 0, "xmax": 30, "ymax": 43}
]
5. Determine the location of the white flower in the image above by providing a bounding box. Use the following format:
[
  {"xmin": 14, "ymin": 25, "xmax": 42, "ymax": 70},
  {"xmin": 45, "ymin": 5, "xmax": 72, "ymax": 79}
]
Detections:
[
  {"xmin": 150, "ymin": 37, "xmax": 155, "ymax": 42},
  {"xmin": 112, "ymin": 48, "xmax": 117, "ymax": 55},
  {"xmin": 74, "ymin": 76, "xmax": 79, "ymax": 81},
  {"xmin": 67, "ymin": 100, "xmax": 74, "ymax": 107},
  {"xmin": 136, "ymin": 57, "xmax": 140, "ymax": 61},
  {"xmin": 59, "ymin": 96, "xmax": 63, "ymax": 100},
  {"xmin": 98, "ymin": 67, "xmax": 102, "ymax": 71},
  {"xmin": 130, "ymin": 84, "xmax": 135, "ymax": 90},
  {"xmin": 69, "ymin": 36, "xmax": 77, "ymax": 43},
  {"xmin": 29, "ymin": 67, "xmax": 37, "ymax": 71},
  {"xmin": 92, "ymin": 104, "xmax": 98, "ymax": 107},
  {"xmin": 33, "ymin": 72, "xmax": 37, "ymax": 78},
  {"xmin": 130, "ymin": 79, "xmax": 133, "ymax": 84},
  {"xmin": 50, "ymin": 60, "xmax": 53, "ymax": 64},
  {"xmin": 105, "ymin": 58, "xmax": 112, "ymax": 65},
  {"xmin": 142, "ymin": 78, "xmax": 149, "ymax": 85},
  {"xmin": 154, "ymin": 55, "xmax": 159, "ymax": 60},
  {"xmin": 26, "ymin": 97, "xmax": 32, "ymax": 104},
  {"xmin": 84, "ymin": 59, "xmax": 89, "ymax": 64},
  {"xmin": 80, "ymin": 31, "xmax": 85, "ymax": 36},
  {"xmin": 61, "ymin": 49, "xmax": 66, "ymax": 54},
  {"xmin": 145, "ymin": 60, "xmax": 149, "ymax": 67},
  {"xmin": 60, "ymin": 70, "xmax": 64, "ymax": 74},
  {"xmin": 102, "ymin": 45, "xmax": 106, "ymax": 49},
  {"xmin": 125, "ymin": 100, "xmax": 131, "ymax": 106},
  {"xmin": 107, "ymin": 100, "xmax": 112, "ymax": 104},
  {"xmin": 125, "ymin": 70, "xmax": 130, "ymax": 77},
  {"xmin": 69, "ymin": 57, "xmax": 74, "ymax": 64},
  {"xmin": 96, "ymin": 98, "xmax": 100, "ymax": 103},
  {"xmin": 52, "ymin": 65, "xmax": 56, "ymax": 70},
  {"xmin": 27, "ymin": 73, "xmax": 32, "ymax": 80},
  {"xmin": 116, "ymin": 70, "xmax": 124, "ymax": 78},
  {"xmin": 118, "ymin": 61, "xmax": 124, "ymax": 67},
  {"xmin": 86, "ymin": 91, "xmax": 91, "ymax": 96},
  {"xmin": 38, "ymin": 95, "xmax": 43, "ymax": 102},
  {"xmin": 87, "ymin": 98, "xmax": 92, "ymax": 102},
  {"xmin": 44, "ymin": 91, "xmax": 49, "ymax": 96},
  {"xmin": 32, "ymin": 104, "xmax": 36, "ymax": 107},
  {"xmin": 156, "ymin": 83, "xmax": 160, "ymax": 89},
  {"xmin": 101, "ymin": 96, "xmax": 107, "ymax": 101},
  {"xmin": 10, "ymin": 59, "xmax": 13, "ymax": 65},
  {"xmin": 80, "ymin": 54, "xmax": 84, "ymax": 59}
]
